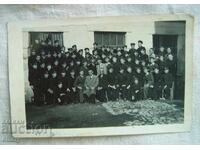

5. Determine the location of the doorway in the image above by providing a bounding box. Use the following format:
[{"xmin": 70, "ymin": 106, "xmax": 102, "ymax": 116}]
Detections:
[{"xmin": 153, "ymin": 34, "xmax": 178, "ymax": 55}]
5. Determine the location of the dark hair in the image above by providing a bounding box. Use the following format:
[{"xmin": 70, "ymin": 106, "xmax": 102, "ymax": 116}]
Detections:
[
  {"xmin": 131, "ymin": 43, "xmax": 135, "ymax": 46},
  {"xmin": 138, "ymin": 40, "xmax": 143, "ymax": 44}
]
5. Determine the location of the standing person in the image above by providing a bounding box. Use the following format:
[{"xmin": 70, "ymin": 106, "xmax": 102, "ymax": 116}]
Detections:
[
  {"xmin": 96, "ymin": 69, "xmax": 108, "ymax": 102},
  {"xmin": 46, "ymin": 40, "xmax": 54, "ymax": 55},
  {"xmin": 163, "ymin": 67, "xmax": 174, "ymax": 100},
  {"xmin": 165, "ymin": 54, "xmax": 176, "ymax": 76},
  {"xmin": 45, "ymin": 51, "xmax": 53, "ymax": 65},
  {"xmin": 143, "ymin": 68, "xmax": 154, "ymax": 100},
  {"xmin": 157, "ymin": 55, "xmax": 166, "ymax": 74},
  {"xmin": 111, "ymin": 56, "xmax": 119, "ymax": 74},
  {"xmin": 88, "ymin": 57, "xmax": 97, "ymax": 75},
  {"xmin": 54, "ymin": 40, "xmax": 61, "ymax": 54},
  {"xmin": 72, "ymin": 44, "xmax": 78, "ymax": 53},
  {"xmin": 28, "ymin": 62, "xmax": 41, "ymax": 105},
  {"xmin": 83, "ymin": 69, "xmax": 99, "ymax": 103},
  {"xmin": 52, "ymin": 59, "xmax": 60, "ymax": 73},
  {"xmin": 77, "ymin": 49, "xmax": 84, "ymax": 62},
  {"xmin": 125, "ymin": 66, "xmax": 135, "ymax": 101},
  {"xmin": 116, "ymin": 68, "xmax": 127, "ymax": 100},
  {"xmin": 33, "ymin": 39, "xmax": 40, "ymax": 54},
  {"xmin": 96, "ymin": 58, "xmax": 107, "ymax": 76},
  {"xmin": 126, "ymin": 56, "xmax": 134, "ymax": 70},
  {"xmin": 157, "ymin": 46, "xmax": 166, "ymax": 57},
  {"xmin": 28, "ymin": 50, "xmax": 36, "ymax": 72},
  {"xmin": 140, "ymin": 49, "xmax": 149, "ymax": 64},
  {"xmin": 153, "ymin": 67, "xmax": 163, "ymax": 100},
  {"xmin": 74, "ymin": 59, "xmax": 82, "ymax": 77},
  {"xmin": 40, "ymin": 71, "xmax": 50, "ymax": 105},
  {"xmin": 165, "ymin": 47, "xmax": 174, "ymax": 60},
  {"xmin": 135, "ymin": 67, "xmax": 144, "ymax": 85},
  {"xmin": 128, "ymin": 43, "xmax": 136, "ymax": 57},
  {"xmin": 74, "ymin": 70, "xmax": 86, "ymax": 103},
  {"xmin": 57, "ymin": 70, "xmax": 68, "ymax": 104},
  {"xmin": 80, "ymin": 60, "xmax": 89, "ymax": 76},
  {"xmin": 40, "ymin": 40, "xmax": 47, "ymax": 54},
  {"xmin": 46, "ymin": 70, "xmax": 58, "ymax": 105},
  {"xmin": 46, "ymin": 63, "xmax": 53, "ymax": 75},
  {"xmin": 148, "ymin": 57, "xmax": 158, "ymax": 73},
  {"xmin": 119, "ymin": 57, "xmax": 127, "ymax": 72},
  {"xmin": 92, "ymin": 42, "xmax": 102, "ymax": 57},
  {"xmin": 67, "ymin": 70, "xmax": 77, "ymax": 104},
  {"xmin": 137, "ymin": 40, "xmax": 146, "ymax": 56},
  {"xmin": 132, "ymin": 77, "xmax": 143, "ymax": 101},
  {"xmin": 107, "ymin": 67, "xmax": 117, "ymax": 101}
]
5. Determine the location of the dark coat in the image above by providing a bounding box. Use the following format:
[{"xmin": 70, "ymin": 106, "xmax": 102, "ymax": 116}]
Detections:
[
  {"xmin": 29, "ymin": 67, "xmax": 40, "ymax": 86},
  {"xmin": 117, "ymin": 73, "xmax": 127, "ymax": 86},
  {"xmin": 153, "ymin": 72, "xmax": 163, "ymax": 87},
  {"xmin": 98, "ymin": 74, "xmax": 108, "ymax": 88},
  {"xmin": 107, "ymin": 72, "xmax": 117, "ymax": 86},
  {"xmin": 126, "ymin": 72, "xmax": 135, "ymax": 86},
  {"xmin": 163, "ymin": 73, "xmax": 173, "ymax": 88},
  {"xmin": 67, "ymin": 75, "xmax": 76, "ymax": 90},
  {"xmin": 40, "ymin": 76, "xmax": 50, "ymax": 93},
  {"xmin": 144, "ymin": 72, "xmax": 154, "ymax": 85},
  {"xmin": 74, "ymin": 75, "xmax": 86, "ymax": 89},
  {"xmin": 28, "ymin": 55, "xmax": 36, "ymax": 69}
]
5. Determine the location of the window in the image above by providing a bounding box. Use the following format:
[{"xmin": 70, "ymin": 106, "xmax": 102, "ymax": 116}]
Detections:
[
  {"xmin": 29, "ymin": 32, "xmax": 64, "ymax": 46},
  {"xmin": 94, "ymin": 31, "xmax": 126, "ymax": 48}
]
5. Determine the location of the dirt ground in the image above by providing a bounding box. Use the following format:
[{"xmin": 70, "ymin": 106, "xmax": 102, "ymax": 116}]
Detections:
[{"xmin": 25, "ymin": 100, "xmax": 184, "ymax": 129}]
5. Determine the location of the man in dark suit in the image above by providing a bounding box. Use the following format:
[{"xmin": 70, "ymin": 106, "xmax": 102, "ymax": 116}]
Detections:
[
  {"xmin": 92, "ymin": 42, "xmax": 102, "ymax": 57},
  {"xmin": 67, "ymin": 70, "xmax": 77, "ymax": 104},
  {"xmin": 163, "ymin": 67, "xmax": 174, "ymax": 100},
  {"xmin": 116, "ymin": 68, "xmax": 128, "ymax": 100},
  {"xmin": 46, "ymin": 70, "xmax": 58, "ymax": 105},
  {"xmin": 29, "ymin": 62, "xmax": 41, "ymax": 105},
  {"xmin": 125, "ymin": 66, "xmax": 135, "ymax": 101},
  {"xmin": 153, "ymin": 67, "xmax": 163, "ymax": 100},
  {"xmin": 56, "ymin": 70, "xmax": 68, "ymax": 105},
  {"xmin": 107, "ymin": 67, "xmax": 117, "ymax": 101},
  {"xmin": 96, "ymin": 69, "xmax": 108, "ymax": 102},
  {"xmin": 40, "ymin": 71, "xmax": 50, "ymax": 105},
  {"xmin": 54, "ymin": 40, "xmax": 62, "ymax": 54},
  {"xmin": 28, "ymin": 50, "xmax": 36, "ymax": 71},
  {"xmin": 137, "ymin": 40, "xmax": 146, "ymax": 56},
  {"xmin": 132, "ymin": 77, "xmax": 143, "ymax": 101},
  {"xmin": 128, "ymin": 43, "xmax": 136, "ymax": 57}
]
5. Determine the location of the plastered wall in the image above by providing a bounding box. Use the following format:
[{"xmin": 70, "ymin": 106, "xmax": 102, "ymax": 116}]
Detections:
[{"xmin": 0, "ymin": 4, "xmax": 199, "ymax": 144}]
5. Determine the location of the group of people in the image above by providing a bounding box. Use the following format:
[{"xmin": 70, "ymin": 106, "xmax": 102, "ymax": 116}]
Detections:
[{"xmin": 28, "ymin": 39, "xmax": 176, "ymax": 106}]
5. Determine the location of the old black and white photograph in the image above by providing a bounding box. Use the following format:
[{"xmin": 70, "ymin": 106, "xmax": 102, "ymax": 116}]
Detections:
[{"xmin": 8, "ymin": 15, "xmax": 193, "ymax": 137}]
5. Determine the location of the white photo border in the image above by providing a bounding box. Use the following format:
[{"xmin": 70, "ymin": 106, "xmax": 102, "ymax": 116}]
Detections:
[{"xmin": 8, "ymin": 14, "xmax": 194, "ymax": 138}]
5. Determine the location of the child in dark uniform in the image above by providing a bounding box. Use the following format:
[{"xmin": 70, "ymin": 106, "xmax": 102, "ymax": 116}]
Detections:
[
  {"xmin": 74, "ymin": 70, "xmax": 86, "ymax": 103},
  {"xmin": 143, "ymin": 68, "xmax": 154, "ymax": 99},
  {"xmin": 46, "ymin": 70, "xmax": 58, "ymax": 105},
  {"xmin": 116, "ymin": 68, "xmax": 127, "ymax": 100},
  {"xmin": 125, "ymin": 66, "xmax": 135, "ymax": 101},
  {"xmin": 107, "ymin": 67, "xmax": 117, "ymax": 101},
  {"xmin": 96, "ymin": 69, "xmax": 108, "ymax": 102},
  {"xmin": 29, "ymin": 62, "xmax": 41, "ymax": 105},
  {"xmin": 56, "ymin": 70, "xmax": 68, "ymax": 104},
  {"xmin": 163, "ymin": 67, "xmax": 173, "ymax": 100},
  {"xmin": 132, "ymin": 78, "xmax": 143, "ymax": 101},
  {"xmin": 67, "ymin": 70, "xmax": 77, "ymax": 103},
  {"xmin": 153, "ymin": 67, "xmax": 163, "ymax": 100},
  {"xmin": 40, "ymin": 71, "xmax": 50, "ymax": 105}
]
